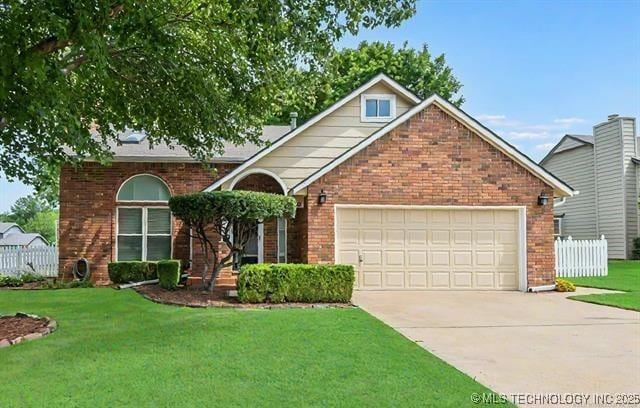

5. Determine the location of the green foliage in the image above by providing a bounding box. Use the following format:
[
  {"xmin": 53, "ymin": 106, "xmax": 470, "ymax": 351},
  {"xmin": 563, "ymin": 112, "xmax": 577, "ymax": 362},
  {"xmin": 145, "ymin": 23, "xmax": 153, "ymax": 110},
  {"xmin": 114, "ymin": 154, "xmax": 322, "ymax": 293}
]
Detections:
[
  {"xmin": 158, "ymin": 260, "xmax": 181, "ymax": 290},
  {"xmin": 632, "ymin": 237, "xmax": 640, "ymax": 260},
  {"xmin": 0, "ymin": 272, "xmax": 46, "ymax": 287},
  {"xmin": 272, "ymin": 41, "xmax": 463, "ymax": 123},
  {"xmin": 555, "ymin": 278, "xmax": 576, "ymax": 292},
  {"xmin": 108, "ymin": 261, "xmax": 158, "ymax": 284},
  {"xmin": 0, "ymin": 194, "xmax": 58, "ymax": 242},
  {"xmin": 0, "ymin": 1, "xmax": 415, "ymax": 190},
  {"xmin": 170, "ymin": 190, "xmax": 297, "ymax": 226},
  {"xmin": 40, "ymin": 279, "xmax": 94, "ymax": 289},
  {"xmin": 238, "ymin": 264, "xmax": 355, "ymax": 303}
]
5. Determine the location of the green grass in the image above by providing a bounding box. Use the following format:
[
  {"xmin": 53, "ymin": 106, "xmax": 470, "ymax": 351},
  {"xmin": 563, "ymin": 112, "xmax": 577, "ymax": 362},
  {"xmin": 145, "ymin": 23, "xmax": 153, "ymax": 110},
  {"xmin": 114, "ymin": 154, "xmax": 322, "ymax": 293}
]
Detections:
[
  {"xmin": 0, "ymin": 289, "xmax": 500, "ymax": 407},
  {"xmin": 567, "ymin": 261, "xmax": 640, "ymax": 311}
]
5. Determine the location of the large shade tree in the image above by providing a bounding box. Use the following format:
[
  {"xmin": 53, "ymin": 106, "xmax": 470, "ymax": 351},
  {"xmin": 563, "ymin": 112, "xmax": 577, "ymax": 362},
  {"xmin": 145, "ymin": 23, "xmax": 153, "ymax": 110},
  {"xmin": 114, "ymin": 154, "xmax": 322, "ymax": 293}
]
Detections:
[
  {"xmin": 0, "ymin": 0, "xmax": 416, "ymax": 192},
  {"xmin": 169, "ymin": 190, "xmax": 296, "ymax": 291},
  {"xmin": 272, "ymin": 41, "xmax": 464, "ymax": 123}
]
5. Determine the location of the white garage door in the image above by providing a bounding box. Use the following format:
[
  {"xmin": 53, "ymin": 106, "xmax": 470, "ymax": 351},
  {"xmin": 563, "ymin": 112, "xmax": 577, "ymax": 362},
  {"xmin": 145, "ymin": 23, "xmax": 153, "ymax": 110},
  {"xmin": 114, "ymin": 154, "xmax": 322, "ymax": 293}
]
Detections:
[{"xmin": 335, "ymin": 207, "xmax": 521, "ymax": 290}]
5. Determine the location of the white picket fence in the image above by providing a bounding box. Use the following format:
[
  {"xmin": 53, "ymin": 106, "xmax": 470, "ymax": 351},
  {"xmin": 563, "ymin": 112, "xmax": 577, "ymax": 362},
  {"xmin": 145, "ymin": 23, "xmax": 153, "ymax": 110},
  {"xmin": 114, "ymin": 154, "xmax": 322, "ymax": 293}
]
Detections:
[
  {"xmin": 555, "ymin": 235, "xmax": 608, "ymax": 277},
  {"xmin": 0, "ymin": 246, "xmax": 59, "ymax": 277}
]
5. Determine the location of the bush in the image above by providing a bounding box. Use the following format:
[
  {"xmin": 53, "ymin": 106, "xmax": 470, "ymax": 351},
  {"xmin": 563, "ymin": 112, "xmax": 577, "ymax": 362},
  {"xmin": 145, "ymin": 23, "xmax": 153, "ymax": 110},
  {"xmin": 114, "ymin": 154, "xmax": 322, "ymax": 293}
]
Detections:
[
  {"xmin": 41, "ymin": 279, "xmax": 94, "ymax": 289},
  {"xmin": 158, "ymin": 260, "xmax": 181, "ymax": 290},
  {"xmin": 108, "ymin": 261, "xmax": 158, "ymax": 284},
  {"xmin": 632, "ymin": 237, "xmax": 640, "ymax": 260},
  {"xmin": 555, "ymin": 278, "xmax": 576, "ymax": 292},
  {"xmin": 0, "ymin": 273, "xmax": 46, "ymax": 287},
  {"xmin": 237, "ymin": 264, "xmax": 355, "ymax": 303}
]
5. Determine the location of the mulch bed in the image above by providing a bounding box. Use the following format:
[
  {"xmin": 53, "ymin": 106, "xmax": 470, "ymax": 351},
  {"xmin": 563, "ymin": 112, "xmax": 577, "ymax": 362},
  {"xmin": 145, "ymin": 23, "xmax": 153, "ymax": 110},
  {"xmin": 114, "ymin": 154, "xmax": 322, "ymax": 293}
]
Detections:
[
  {"xmin": 135, "ymin": 284, "xmax": 353, "ymax": 309},
  {"xmin": 0, "ymin": 313, "xmax": 57, "ymax": 347}
]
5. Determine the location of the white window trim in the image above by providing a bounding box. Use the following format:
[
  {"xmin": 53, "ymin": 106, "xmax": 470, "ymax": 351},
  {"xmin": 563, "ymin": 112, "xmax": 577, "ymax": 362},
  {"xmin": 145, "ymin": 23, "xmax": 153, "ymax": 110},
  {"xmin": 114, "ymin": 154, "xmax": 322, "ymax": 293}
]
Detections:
[
  {"xmin": 360, "ymin": 94, "xmax": 397, "ymax": 123},
  {"xmin": 116, "ymin": 173, "xmax": 171, "ymax": 203},
  {"xmin": 553, "ymin": 217, "xmax": 563, "ymax": 237},
  {"xmin": 277, "ymin": 217, "xmax": 287, "ymax": 263},
  {"xmin": 116, "ymin": 206, "xmax": 173, "ymax": 261}
]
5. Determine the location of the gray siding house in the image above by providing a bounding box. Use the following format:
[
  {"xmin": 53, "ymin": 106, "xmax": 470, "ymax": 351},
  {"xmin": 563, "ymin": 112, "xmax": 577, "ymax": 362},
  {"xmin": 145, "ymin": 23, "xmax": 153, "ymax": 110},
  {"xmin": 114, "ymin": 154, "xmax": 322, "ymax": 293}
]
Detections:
[{"xmin": 541, "ymin": 115, "xmax": 639, "ymax": 259}]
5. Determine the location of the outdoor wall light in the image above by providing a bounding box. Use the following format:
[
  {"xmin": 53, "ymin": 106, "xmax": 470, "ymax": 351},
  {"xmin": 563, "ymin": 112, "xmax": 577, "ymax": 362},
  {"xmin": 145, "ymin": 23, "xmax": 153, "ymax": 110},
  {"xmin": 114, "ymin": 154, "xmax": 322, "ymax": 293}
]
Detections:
[
  {"xmin": 318, "ymin": 189, "xmax": 327, "ymax": 204},
  {"xmin": 537, "ymin": 192, "xmax": 549, "ymax": 206}
]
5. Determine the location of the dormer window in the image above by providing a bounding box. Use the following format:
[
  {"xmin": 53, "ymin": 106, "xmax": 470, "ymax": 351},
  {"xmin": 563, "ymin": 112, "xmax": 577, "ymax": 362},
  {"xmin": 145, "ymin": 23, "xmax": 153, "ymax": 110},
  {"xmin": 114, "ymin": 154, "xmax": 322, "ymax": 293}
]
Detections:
[{"xmin": 361, "ymin": 94, "xmax": 396, "ymax": 122}]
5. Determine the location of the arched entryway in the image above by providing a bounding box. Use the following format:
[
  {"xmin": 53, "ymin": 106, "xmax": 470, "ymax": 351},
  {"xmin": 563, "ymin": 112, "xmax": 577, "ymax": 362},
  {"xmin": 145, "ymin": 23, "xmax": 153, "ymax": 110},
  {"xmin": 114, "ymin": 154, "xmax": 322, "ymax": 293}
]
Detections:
[{"xmin": 228, "ymin": 169, "xmax": 289, "ymax": 269}]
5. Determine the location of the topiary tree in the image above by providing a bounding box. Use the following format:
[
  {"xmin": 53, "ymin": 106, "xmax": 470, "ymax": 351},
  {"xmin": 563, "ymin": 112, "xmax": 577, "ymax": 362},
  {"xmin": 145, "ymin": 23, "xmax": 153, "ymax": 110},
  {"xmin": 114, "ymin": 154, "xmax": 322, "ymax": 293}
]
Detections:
[{"xmin": 169, "ymin": 191, "xmax": 296, "ymax": 291}]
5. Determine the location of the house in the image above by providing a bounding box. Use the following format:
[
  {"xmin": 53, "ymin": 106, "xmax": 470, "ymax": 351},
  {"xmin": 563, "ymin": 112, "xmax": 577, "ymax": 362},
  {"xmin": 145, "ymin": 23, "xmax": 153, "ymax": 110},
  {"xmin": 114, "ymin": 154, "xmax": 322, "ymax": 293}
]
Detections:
[
  {"xmin": 58, "ymin": 73, "xmax": 575, "ymax": 291},
  {"xmin": 540, "ymin": 115, "xmax": 639, "ymax": 259},
  {"xmin": 0, "ymin": 222, "xmax": 49, "ymax": 248}
]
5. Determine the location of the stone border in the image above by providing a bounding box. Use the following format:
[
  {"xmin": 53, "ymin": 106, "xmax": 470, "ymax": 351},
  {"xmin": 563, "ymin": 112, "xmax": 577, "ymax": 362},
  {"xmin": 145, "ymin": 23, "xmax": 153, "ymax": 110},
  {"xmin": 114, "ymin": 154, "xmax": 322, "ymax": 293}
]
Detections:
[
  {"xmin": 135, "ymin": 288, "xmax": 354, "ymax": 310},
  {"xmin": 0, "ymin": 313, "xmax": 57, "ymax": 348}
]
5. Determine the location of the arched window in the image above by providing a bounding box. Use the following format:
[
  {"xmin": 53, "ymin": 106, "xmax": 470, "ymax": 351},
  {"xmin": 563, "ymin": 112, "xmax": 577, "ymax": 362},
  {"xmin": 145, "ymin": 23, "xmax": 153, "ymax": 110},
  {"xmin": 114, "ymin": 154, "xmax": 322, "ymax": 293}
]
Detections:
[
  {"xmin": 117, "ymin": 174, "xmax": 170, "ymax": 202},
  {"xmin": 116, "ymin": 174, "xmax": 172, "ymax": 262}
]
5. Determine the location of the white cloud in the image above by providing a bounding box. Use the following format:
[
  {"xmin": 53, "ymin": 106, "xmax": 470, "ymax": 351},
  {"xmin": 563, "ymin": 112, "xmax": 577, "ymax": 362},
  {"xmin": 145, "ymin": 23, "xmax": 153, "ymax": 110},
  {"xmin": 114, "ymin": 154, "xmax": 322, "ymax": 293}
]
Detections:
[
  {"xmin": 477, "ymin": 114, "xmax": 507, "ymax": 121},
  {"xmin": 535, "ymin": 143, "xmax": 556, "ymax": 151},
  {"xmin": 553, "ymin": 117, "xmax": 585, "ymax": 125},
  {"xmin": 506, "ymin": 131, "xmax": 549, "ymax": 140}
]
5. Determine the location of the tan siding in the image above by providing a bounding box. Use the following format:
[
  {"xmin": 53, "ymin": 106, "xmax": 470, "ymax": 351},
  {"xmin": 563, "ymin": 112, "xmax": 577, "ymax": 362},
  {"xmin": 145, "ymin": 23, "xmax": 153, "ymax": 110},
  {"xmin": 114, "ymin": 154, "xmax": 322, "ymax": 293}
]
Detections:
[
  {"xmin": 594, "ymin": 120, "xmax": 626, "ymax": 258},
  {"xmin": 622, "ymin": 118, "xmax": 639, "ymax": 254},
  {"xmin": 544, "ymin": 145, "xmax": 597, "ymax": 239},
  {"xmin": 248, "ymin": 81, "xmax": 416, "ymax": 188}
]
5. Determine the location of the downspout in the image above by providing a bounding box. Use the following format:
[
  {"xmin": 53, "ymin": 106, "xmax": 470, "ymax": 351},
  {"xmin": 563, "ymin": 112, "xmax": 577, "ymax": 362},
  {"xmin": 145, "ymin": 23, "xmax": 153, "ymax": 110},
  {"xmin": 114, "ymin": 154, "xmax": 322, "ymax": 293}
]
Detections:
[{"xmin": 528, "ymin": 284, "xmax": 556, "ymax": 293}]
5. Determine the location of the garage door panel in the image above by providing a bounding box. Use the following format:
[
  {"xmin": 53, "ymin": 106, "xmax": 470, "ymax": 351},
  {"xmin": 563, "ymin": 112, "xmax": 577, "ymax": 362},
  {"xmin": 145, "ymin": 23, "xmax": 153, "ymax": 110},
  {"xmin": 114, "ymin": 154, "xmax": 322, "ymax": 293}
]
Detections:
[{"xmin": 335, "ymin": 207, "xmax": 520, "ymax": 291}]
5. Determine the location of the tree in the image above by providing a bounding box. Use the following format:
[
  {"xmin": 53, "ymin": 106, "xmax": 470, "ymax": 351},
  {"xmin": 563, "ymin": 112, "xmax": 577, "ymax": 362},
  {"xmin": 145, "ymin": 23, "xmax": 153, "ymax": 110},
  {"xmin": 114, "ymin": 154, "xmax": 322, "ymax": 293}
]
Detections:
[
  {"xmin": 272, "ymin": 41, "xmax": 464, "ymax": 123},
  {"xmin": 0, "ymin": 1, "xmax": 416, "ymax": 192},
  {"xmin": 0, "ymin": 194, "xmax": 58, "ymax": 242},
  {"xmin": 169, "ymin": 190, "xmax": 296, "ymax": 291}
]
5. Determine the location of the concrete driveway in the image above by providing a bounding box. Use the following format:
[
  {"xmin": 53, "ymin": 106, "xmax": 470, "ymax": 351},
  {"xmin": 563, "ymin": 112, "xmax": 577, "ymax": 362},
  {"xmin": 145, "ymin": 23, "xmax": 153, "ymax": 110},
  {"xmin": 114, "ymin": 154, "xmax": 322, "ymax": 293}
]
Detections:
[{"xmin": 353, "ymin": 289, "xmax": 640, "ymax": 398}]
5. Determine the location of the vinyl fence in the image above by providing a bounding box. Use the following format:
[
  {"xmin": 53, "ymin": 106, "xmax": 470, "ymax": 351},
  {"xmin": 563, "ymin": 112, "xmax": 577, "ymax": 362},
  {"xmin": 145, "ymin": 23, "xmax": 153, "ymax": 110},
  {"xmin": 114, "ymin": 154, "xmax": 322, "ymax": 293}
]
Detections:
[
  {"xmin": 0, "ymin": 246, "xmax": 59, "ymax": 277},
  {"xmin": 555, "ymin": 236, "xmax": 608, "ymax": 277}
]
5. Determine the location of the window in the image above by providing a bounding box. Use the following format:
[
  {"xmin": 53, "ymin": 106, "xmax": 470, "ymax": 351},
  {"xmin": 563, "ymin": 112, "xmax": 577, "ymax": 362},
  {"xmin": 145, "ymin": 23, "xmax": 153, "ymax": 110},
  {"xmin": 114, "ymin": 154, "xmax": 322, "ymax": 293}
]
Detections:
[
  {"xmin": 116, "ymin": 174, "xmax": 172, "ymax": 261},
  {"xmin": 553, "ymin": 217, "xmax": 563, "ymax": 237},
  {"xmin": 117, "ymin": 207, "xmax": 172, "ymax": 261},
  {"xmin": 277, "ymin": 217, "xmax": 287, "ymax": 263},
  {"xmin": 361, "ymin": 94, "xmax": 396, "ymax": 122},
  {"xmin": 117, "ymin": 174, "xmax": 170, "ymax": 202}
]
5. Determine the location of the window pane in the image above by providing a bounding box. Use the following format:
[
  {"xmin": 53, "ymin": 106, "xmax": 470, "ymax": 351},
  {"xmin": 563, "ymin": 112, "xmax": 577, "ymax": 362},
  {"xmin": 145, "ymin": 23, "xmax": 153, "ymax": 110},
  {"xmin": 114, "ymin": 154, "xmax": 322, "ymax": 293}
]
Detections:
[
  {"xmin": 148, "ymin": 208, "xmax": 171, "ymax": 234},
  {"xmin": 118, "ymin": 208, "xmax": 142, "ymax": 234},
  {"xmin": 146, "ymin": 236, "xmax": 171, "ymax": 261},
  {"xmin": 378, "ymin": 99, "xmax": 391, "ymax": 117},
  {"xmin": 365, "ymin": 99, "xmax": 378, "ymax": 117},
  {"xmin": 118, "ymin": 236, "xmax": 143, "ymax": 261},
  {"xmin": 118, "ymin": 175, "xmax": 170, "ymax": 201}
]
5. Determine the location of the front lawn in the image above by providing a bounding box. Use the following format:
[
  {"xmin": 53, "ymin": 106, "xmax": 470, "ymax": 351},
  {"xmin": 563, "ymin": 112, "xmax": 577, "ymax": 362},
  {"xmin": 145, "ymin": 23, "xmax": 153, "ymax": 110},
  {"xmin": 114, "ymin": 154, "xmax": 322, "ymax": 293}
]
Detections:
[
  {"xmin": 0, "ymin": 289, "xmax": 499, "ymax": 407},
  {"xmin": 567, "ymin": 261, "xmax": 640, "ymax": 311}
]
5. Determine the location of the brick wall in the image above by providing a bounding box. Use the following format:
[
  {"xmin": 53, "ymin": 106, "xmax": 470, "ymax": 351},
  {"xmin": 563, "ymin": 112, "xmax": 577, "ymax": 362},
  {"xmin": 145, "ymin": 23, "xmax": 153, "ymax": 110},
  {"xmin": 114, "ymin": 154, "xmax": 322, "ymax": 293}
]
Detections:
[
  {"xmin": 303, "ymin": 104, "xmax": 555, "ymax": 287},
  {"xmin": 58, "ymin": 162, "xmax": 234, "ymax": 283}
]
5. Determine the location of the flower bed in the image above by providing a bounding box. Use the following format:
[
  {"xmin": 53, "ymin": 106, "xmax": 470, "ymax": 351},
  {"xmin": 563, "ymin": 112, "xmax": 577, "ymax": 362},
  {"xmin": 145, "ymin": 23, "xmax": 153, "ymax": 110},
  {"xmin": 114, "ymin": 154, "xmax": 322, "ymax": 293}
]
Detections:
[{"xmin": 0, "ymin": 313, "xmax": 57, "ymax": 347}]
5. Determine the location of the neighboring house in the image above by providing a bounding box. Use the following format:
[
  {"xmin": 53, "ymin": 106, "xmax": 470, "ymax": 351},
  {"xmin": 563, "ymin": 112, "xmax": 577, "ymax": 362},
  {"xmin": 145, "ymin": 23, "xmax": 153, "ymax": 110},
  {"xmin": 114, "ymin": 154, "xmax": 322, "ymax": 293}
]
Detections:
[
  {"xmin": 540, "ymin": 115, "xmax": 639, "ymax": 259},
  {"xmin": 0, "ymin": 222, "xmax": 49, "ymax": 248},
  {"xmin": 58, "ymin": 73, "xmax": 575, "ymax": 291}
]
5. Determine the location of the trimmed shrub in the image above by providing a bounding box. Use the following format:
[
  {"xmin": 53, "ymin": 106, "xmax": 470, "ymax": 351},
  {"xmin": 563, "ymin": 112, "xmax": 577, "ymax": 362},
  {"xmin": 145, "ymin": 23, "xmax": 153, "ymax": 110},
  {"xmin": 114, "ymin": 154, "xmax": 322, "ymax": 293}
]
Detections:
[
  {"xmin": 237, "ymin": 264, "xmax": 355, "ymax": 303},
  {"xmin": 555, "ymin": 278, "xmax": 576, "ymax": 292},
  {"xmin": 107, "ymin": 261, "xmax": 158, "ymax": 284},
  {"xmin": 158, "ymin": 260, "xmax": 181, "ymax": 290},
  {"xmin": 632, "ymin": 237, "xmax": 640, "ymax": 260}
]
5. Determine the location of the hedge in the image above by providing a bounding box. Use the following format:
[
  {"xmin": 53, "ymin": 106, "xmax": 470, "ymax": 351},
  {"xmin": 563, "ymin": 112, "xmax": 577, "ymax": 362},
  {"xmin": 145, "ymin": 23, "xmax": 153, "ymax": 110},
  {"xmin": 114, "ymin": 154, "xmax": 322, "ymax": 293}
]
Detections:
[
  {"xmin": 107, "ymin": 261, "xmax": 159, "ymax": 284},
  {"xmin": 237, "ymin": 264, "xmax": 355, "ymax": 303},
  {"xmin": 158, "ymin": 260, "xmax": 181, "ymax": 290}
]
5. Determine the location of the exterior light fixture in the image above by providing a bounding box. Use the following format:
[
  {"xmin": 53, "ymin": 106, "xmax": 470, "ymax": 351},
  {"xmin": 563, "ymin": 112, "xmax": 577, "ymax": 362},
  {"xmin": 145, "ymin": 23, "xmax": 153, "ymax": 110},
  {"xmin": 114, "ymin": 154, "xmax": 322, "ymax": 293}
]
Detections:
[
  {"xmin": 318, "ymin": 189, "xmax": 327, "ymax": 204},
  {"xmin": 538, "ymin": 192, "xmax": 549, "ymax": 206}
]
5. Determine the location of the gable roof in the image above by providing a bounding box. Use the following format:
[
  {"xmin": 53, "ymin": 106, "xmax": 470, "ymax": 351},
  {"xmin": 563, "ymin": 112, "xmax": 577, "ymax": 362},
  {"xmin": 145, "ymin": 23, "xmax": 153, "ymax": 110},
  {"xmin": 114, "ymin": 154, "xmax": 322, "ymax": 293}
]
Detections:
[
  {"xmin": 204, "ymin": 73, "xmax": 421, "ymax": 192},
  {"xmin": 66, "ymin": 126, "xmax": 291, "ymax": 163},
  {"xmin": 539, "ymin": 134, "xmax": 593, "ymax": 165},
  {"xmin": 291, "ymin": 94, "xmax": 576, "ymax": 197},
  {"xmin": 0, "ymin": 222, "xmax": 23, "ymax": 235},
  {"xmin": 0, "ymin": 233, "xmax": 48, "ymax": 247}
]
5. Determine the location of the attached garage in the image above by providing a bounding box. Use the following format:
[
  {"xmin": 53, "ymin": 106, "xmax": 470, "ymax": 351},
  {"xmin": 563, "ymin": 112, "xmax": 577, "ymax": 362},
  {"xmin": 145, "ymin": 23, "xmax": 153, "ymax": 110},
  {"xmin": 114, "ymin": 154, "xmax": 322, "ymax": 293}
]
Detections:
[{"xmin": 335, "ymin": 206, "xmax": 526, "ymax": 291}]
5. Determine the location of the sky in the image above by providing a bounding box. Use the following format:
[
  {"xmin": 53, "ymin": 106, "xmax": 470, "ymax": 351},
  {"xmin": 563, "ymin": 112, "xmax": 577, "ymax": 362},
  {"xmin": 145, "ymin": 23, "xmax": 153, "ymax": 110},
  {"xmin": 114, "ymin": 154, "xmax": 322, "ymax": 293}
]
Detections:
[{"xmin": 1, "ymin": 0, "xmax": 639, "ymax": 212}]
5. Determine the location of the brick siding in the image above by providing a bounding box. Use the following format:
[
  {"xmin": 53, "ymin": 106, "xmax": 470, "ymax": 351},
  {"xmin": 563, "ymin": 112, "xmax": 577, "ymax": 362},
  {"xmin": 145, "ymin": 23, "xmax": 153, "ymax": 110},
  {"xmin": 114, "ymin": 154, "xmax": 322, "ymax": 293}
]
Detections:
[{"xmin": 302, "ymin": 104, "xmax": 556, "ymax": 287}]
